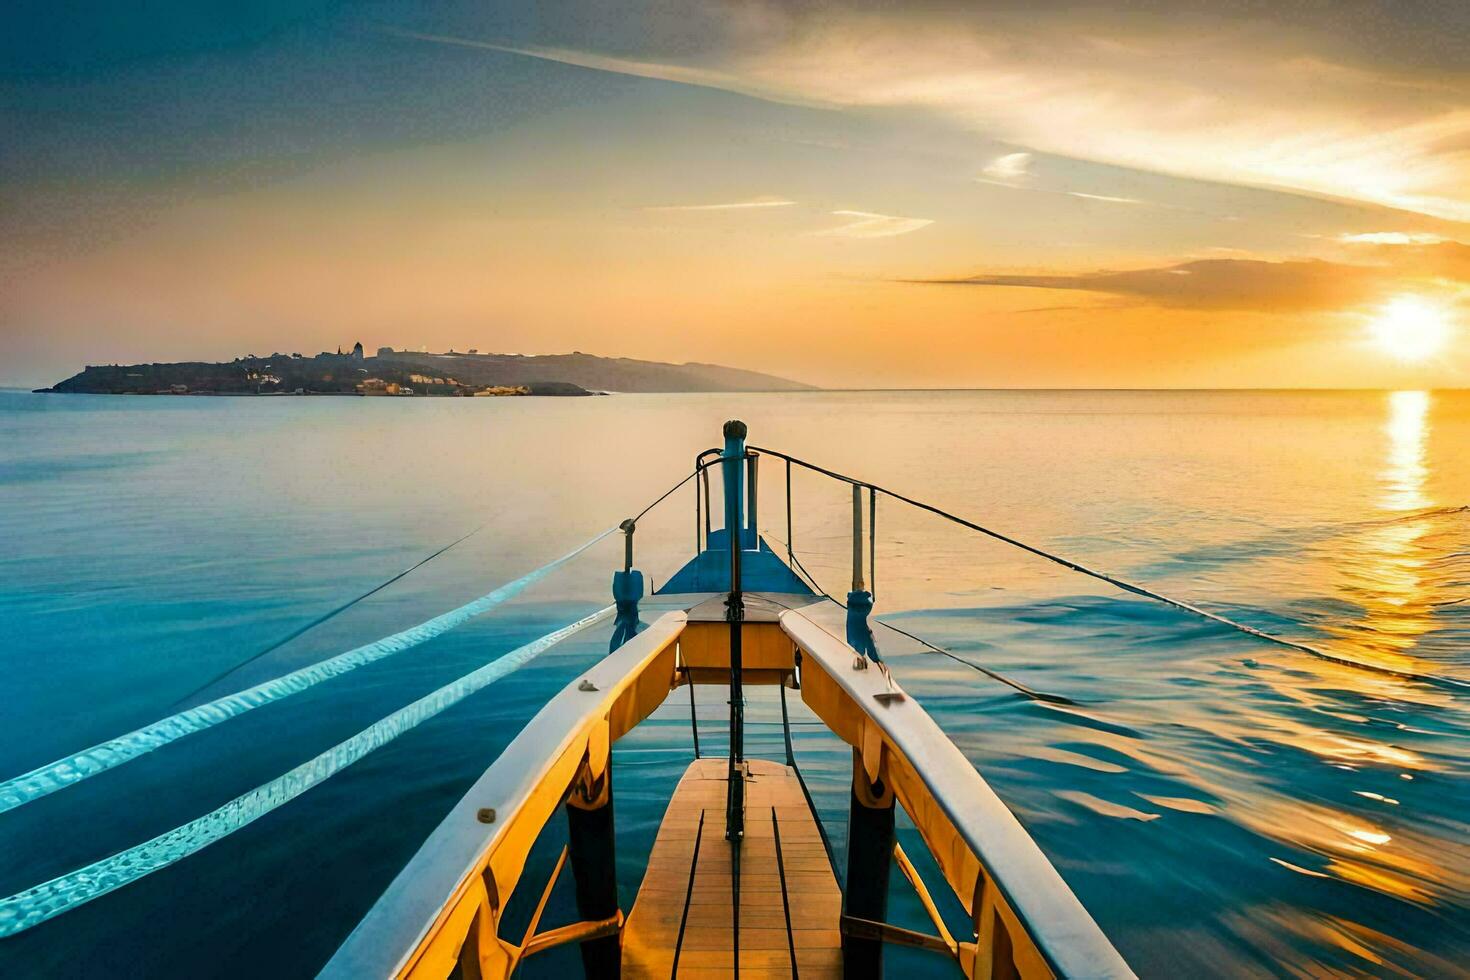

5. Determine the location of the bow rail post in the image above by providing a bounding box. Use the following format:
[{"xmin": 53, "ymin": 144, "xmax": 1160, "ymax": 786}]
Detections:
[
  {"xmin": 846, "ymin": 484, "xmax": 878, "ymax": 659},
  {"xmin": 610, "ymin": 519, "xmax": 643, "ymax": 651},
  {"xmin": 565, "ymin": 755, "xmax": 621, "ymax": 976},
  {"xmin": 746, "ymin": 450, "xmax": 760, "ymax": 541},
  {"xmin": 843, "ymin": 484, "xmax": 893, "ymax": 975}
]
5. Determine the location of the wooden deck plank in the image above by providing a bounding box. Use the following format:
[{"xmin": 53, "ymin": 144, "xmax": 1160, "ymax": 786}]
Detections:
[{"xmin": 621, "ymin": 758, "xmax": 842, "ymax": 979}]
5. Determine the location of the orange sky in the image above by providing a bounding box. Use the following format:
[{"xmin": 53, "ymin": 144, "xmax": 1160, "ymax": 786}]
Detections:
[{"xmin": 3, "ymin": 2, "xmax": 1468, "ymax": 388}]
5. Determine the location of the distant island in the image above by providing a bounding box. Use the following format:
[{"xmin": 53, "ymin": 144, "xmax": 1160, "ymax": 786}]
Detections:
[{"xmin": 35, "ymin": 344, "xmax": 815, "ymax": 397}]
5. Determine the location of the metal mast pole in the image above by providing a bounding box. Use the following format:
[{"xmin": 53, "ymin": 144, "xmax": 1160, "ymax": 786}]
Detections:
[{"xmin": 721, "ymin": 419, "xmax": 747, "ymax": 841}]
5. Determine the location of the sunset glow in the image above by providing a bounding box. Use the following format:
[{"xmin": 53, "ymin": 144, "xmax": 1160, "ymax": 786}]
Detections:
[
  {"xmin": 1369, "ymin": 297, "xmax": 1454, "ymax": 362},
  {"xmin": 2, "ymin": 3, "xmax": 1468, "ymax": 389}
]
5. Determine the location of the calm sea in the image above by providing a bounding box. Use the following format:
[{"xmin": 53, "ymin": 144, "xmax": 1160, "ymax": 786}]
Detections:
[{"xmin": 0, "ymin": 389, "xmax": 1466, "ymax": 978}]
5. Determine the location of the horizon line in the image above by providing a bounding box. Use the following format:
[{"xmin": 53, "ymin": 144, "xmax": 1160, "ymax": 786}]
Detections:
[{"xmin": 6, "ymin": 384, "xmax": 1468, "ymax": 394}]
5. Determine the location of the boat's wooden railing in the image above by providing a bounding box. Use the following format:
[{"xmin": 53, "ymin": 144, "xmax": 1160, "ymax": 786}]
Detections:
[
  {"xmin": 319, "ymin": 611, "xmax": 688, "ymax": 980},
  {"xmin": 323, "ymin": 599, "xmax": 1132, "ymax": 980},
  {"xmin": 782, "ymin": 611, "xmax": 1136, "ymax": 980}
]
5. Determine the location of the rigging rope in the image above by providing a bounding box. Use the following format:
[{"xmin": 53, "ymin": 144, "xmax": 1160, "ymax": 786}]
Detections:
[
  {"xmin": 173, "ymin": 524, "xmax": 487, "ymax": 707},
  {"xmin": 877, "ymin": 616, "xmax": 1078, "ymax": 706},
  {"xmin": 631, "ymin": 456, "xmax": 722, "ymax": 527},
  {"xmin": 0, "ymin": 528, "xmax": 617, "ymax": 815},
  {"xmin": 754, "ymin": 445, "xmax": 1469, "ymax": 693},
  {"xmin": 0, "ymin": 605, "xmax": 616, "ymax": 939},
  {"xmin": 0, "ymin": 467, "xmax": 711, "ymax": 931},
  {"xmin": 765, "ymin": 530, "xmax": 1077, "ymax": 705}
]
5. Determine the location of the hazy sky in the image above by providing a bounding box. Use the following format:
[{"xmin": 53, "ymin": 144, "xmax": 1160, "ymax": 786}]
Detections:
[{"xmin": 3, "ymin": 1, "xmax": 1468, "ymax": 388}]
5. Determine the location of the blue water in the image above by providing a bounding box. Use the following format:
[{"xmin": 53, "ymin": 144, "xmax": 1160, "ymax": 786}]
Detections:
[{"xmin": 1, "ymin": 389, "xmax": 1466, "ymax": 977}]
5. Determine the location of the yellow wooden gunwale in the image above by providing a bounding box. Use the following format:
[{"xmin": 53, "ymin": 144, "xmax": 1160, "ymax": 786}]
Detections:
[
  {"xmin": 782, "ymin": 610, "xmax": 1134, "ymax": 980},
  {"xmin": 320, "ymin": 611, "xmax": 688, "ymax": 979}
]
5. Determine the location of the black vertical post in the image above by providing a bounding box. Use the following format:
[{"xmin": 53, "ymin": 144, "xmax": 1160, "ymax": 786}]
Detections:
[
  {"xmin": 779, "ymin": 682, "xmax": 796, "ymax": 768},
  {"xmin": 785, "ymin": 457, "xmax": 794, "ymax": 561},
  {"xmin": 566, "ymin": 770, "xmax": 620, "ymax": 977},
  {"xmin": 687, "ymin": 667, "xmax": 701, "ymax": 759},
  {"xmin": 746, "ymin": 451, "xmax": 759, "ymax": 539},
  {"xmin": 843, "ymin": 754, "xmax": 895, "ymax": 979},
  {"xmin": 721, "ymin": 420, "xmax": 747, "ymax": 841}
]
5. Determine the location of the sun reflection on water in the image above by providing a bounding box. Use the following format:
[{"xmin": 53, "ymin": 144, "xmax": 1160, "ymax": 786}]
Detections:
[
  {"xmin": 1381, "ymin": 390, "xmax": 1431, "ymax": 512},
  {"xmin": 1226, "ymin": 390, "xmax": 1462, "ymax": 920},
  {"xmin": 1320, "ymin": 391, "xmax": 1439, "ymax": 662}
]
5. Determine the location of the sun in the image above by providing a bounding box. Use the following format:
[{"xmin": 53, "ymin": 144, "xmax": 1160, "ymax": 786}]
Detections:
[{"xmin": 1368, "ymin": 295, "xmax": 1453, "ymax": 362}]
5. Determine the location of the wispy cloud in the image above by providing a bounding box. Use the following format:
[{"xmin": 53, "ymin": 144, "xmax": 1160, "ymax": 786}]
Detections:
[
  {"xmin": 392, "ymin": 13, "xmax": 1470, "ymax": 222},
  {"xmin": 643, "ymin": 198, "xmax": 796, "ymax": 211},
  {"xmin": 976, "ymin": 176, "xmax": 1156, "ymax": 209},
  {"xmin": 733, "ymin": 15, "xmax": 1470, "ymax": 221},
  {"xmin": 384, "ymin": 29, "xmax": 827, "ymax": 109},
  {"xmin": 1337, "ymin": 231, "xmax": 1449, "ymax": 245},
  {"xmin": 982, "ymin": 152, "xmax": 1032, "ymax": 180},
  {"xmin": 813, "ymin": 210, "xmax": 933, "ymax": 239},
  {"xmin": 1066, "ymin": 191, "xmax": 1144, "ymax": 205},
  {"xmin": 906, "ymin": 241, "xmax": 1470, "ymax": 311},
  {"xmin": 908, "ymin": 258, "xmax": 1384, "ymax": 311}
]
